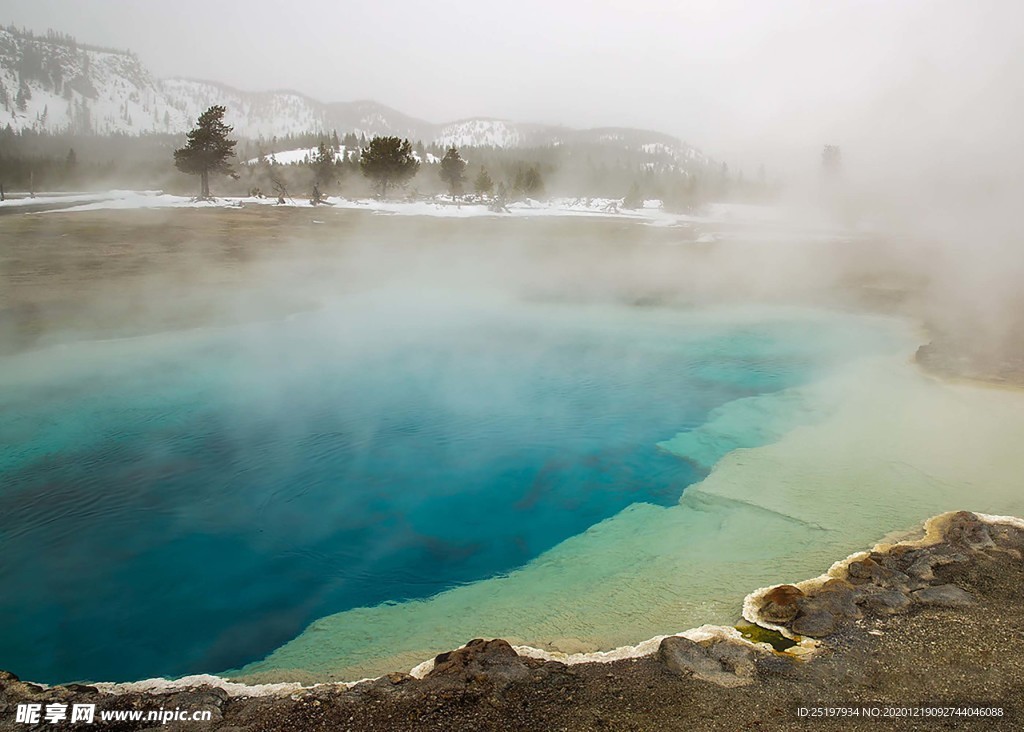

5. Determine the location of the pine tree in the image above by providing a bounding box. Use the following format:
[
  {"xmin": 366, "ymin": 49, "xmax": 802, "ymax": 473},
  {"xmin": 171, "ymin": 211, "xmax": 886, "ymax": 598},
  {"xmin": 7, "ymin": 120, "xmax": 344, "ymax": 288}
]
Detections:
[
  {"xmin": 173, "ymin": 105, "xmax": 237, "ymax": 198},
  {"xmin": 15, "ymin": 81, "xmax": 29, "ymax": 112},
  {"xmin": 522, "ymin": 166, "xmax": 544, "ymax": 198},
  {"xmin": 513, "ymin": 168, "xmax": 526, "ymax": 195},
  {"xmin": 474, "ymin": 167, "xmax": 494, "ymax": 196},
  {"xmin": 439, "ymin": 146, "xmax": 467, "ymax": 199},
  {"xmin": 310, "ymin": 140, "xmax": 335, "ymax": 199},
  {"xmin": 359, "ymin": 136, "xmax": 419, "ymax": 198}
]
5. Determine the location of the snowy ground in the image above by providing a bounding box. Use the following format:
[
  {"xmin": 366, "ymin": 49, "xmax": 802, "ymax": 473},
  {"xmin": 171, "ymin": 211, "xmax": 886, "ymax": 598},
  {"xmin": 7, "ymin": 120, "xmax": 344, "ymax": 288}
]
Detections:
[
  {"xmin": 0, "ymin": 189, "xmax": 854, "ymax": 241},
  {"xmin": 1, "ymin": 190, "xmax": 681, "ymax": 220},
  {"xmin": 245, "ymin": 147, "xmax": 441, "ymax": 166},
  {"xmin": 0, "ymin": 191, "xmax": 160, "ymax": 208}
]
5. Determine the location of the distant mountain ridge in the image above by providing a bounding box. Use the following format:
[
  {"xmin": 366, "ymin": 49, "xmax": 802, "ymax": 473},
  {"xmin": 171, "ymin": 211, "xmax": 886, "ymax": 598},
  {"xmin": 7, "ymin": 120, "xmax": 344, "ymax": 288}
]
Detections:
[{"xmin": 0, "ymin": 25, "xmax": 710, "ymax": 171}]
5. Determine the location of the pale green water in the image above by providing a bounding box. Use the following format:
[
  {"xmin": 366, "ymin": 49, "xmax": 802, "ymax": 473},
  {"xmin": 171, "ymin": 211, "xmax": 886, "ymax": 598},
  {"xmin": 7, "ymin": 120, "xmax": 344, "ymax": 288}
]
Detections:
[
  {"xmin": 233, "ymin": 312, "xmax": 1024, "ymax": 684},
  {"xmin": 1, "ymin": 296, "xmax": 901, "ymax": 684}
]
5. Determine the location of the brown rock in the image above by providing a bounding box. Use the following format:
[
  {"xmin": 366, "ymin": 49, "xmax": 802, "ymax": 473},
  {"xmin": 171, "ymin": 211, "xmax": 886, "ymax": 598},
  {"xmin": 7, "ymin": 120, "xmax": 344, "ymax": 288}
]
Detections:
[
  {"xmin": 987, "ymin": 522, "xmax": 1024, "ymax": 551},
  {"xmin": 427, "ymin": 639, "xmax": 530, "ymax": 686},
  {"xmin": 802, "ymin": 579, "xmax": 862, "ymax": 619},
  {"xmin": 943, "ymin": 511, "xmax": 994, "ymax": 548},
  {"xmin": 790, "ymin": 609, "xmax": 836, "ymax": 638},
  {"xmin": 658, "ymin": 636, "xmax": 756, "ymax": 688},
  {"xmin": 759, "ymin": 584, "xmax": 804, "ymax": 623},
  {"xmin": 860, "ymin": 588, "xmax": 913, "ymax": 615},
  {"xmin": 845, "ymin": 557, "xmax": 914, "ymax": 591},
  {"xmin": 846, "ymin": 557, "xmax": 880, "ymax": 583},
  {"xmin": 912, "ymin": 584, "xmax": 975, "ymax": 608}
]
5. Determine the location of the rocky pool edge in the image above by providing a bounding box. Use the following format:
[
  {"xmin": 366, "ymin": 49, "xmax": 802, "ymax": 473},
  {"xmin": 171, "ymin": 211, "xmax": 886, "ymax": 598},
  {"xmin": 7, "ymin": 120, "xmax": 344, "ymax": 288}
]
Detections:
[{"xmin": 1, "ymin": 509, "xmax": 1018, "ymax": 704}]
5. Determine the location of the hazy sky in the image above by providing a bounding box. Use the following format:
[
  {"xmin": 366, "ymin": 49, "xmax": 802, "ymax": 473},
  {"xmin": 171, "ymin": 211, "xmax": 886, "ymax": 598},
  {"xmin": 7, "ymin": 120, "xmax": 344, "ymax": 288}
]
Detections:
[{"xmin": 3, "ymin": 0, "xmax": 1021, "ymax": 171}]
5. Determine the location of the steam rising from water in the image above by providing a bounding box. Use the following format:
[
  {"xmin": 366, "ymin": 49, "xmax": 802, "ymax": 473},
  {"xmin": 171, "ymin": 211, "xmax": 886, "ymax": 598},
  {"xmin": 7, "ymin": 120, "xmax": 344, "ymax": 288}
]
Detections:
[
  {"xmin": 2, "ymin": 269, "xmax": 900, "ymax": 684},
  {"xmin": 236, "ymin": 331, "xmax": 1024, "ymax": 683}
]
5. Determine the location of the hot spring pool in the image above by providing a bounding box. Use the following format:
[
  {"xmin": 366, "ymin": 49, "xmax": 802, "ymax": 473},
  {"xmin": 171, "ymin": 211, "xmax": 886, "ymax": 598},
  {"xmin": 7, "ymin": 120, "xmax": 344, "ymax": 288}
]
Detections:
[{"xmin": 0, "ymin": 295, "xmax": 912, "ymax": 683}]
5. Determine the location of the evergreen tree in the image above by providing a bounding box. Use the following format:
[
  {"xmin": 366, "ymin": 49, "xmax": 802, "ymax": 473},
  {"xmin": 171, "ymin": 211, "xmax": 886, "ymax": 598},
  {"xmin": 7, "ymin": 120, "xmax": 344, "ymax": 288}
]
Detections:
[
  {"xmin": 173, "ymin": 105, "xmax": 237, "ymax": 198},
  {"xmin": 522, "ymin": 166, "xmax": 544, "ymax": 198},
  {"xmin": 439, "ymin": 146, "xmax": 467, "ymax": 198},
  {"xmin": 474, "ymin": 166, "xmax": 494, "ymax": 196},
  {"xmin": 310, "ymin": 140, "xmax": 335, "ymax": 192},
  {"xmin": 513, "ymin": 167, "xmax": 526, "ymax": 195},
  {"xmin": 359, "ymin": 136, "xmax": 419, "ymax": 197},
  {"xmin": 15, "ymin": 81, "xmax": 29, "ymax": 112}
]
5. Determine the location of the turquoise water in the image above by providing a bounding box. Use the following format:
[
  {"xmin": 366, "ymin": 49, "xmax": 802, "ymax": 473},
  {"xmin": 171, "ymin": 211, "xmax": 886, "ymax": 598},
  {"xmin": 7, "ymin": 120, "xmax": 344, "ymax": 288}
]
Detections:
[{"xmin": 0, "ymin": 296, "xmax": 898, "ymax": 683}]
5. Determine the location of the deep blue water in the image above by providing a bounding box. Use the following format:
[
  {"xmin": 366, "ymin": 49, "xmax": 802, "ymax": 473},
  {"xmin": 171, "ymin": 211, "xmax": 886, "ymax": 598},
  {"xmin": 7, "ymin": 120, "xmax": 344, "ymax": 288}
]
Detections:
[{"xmin": 0, "ymin": 299, "xmax": 887, "ymax": 683}]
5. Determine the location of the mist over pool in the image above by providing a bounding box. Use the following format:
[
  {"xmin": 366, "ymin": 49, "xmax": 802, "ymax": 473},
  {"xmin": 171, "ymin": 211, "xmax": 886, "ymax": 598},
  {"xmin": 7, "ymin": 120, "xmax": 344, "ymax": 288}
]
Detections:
[{"xmin": 0, "ymin": 286, "xmax": 904, "ymax": 684}]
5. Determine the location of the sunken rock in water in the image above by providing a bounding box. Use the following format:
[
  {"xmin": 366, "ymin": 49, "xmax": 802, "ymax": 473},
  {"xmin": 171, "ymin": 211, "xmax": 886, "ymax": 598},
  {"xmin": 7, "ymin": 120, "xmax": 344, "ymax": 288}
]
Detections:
[{"xmin": 657, "ymin": 636, "xmax": 758, "ymax": 688}]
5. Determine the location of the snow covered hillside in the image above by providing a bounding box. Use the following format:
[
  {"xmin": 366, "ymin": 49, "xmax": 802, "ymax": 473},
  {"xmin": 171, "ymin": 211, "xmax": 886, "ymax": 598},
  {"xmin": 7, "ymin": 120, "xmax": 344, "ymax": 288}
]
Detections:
[
  {"xmin": 0, "ymin": 25, "xmax": 710, "ymax": 173},
  {"xmin": 435, "ymin": 119, "xmax": 525, "ymax": 148}
]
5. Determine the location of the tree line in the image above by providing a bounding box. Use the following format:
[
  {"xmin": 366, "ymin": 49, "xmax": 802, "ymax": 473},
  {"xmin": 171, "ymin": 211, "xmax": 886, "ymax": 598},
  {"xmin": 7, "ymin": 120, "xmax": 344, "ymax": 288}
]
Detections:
[
  {"xmin": 0, "ymin": 105, "xmax": 784, "ymax": 207},
  {"xmin": 174, "ymin": 106, "xmax": 549, "ymax": 204}
]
